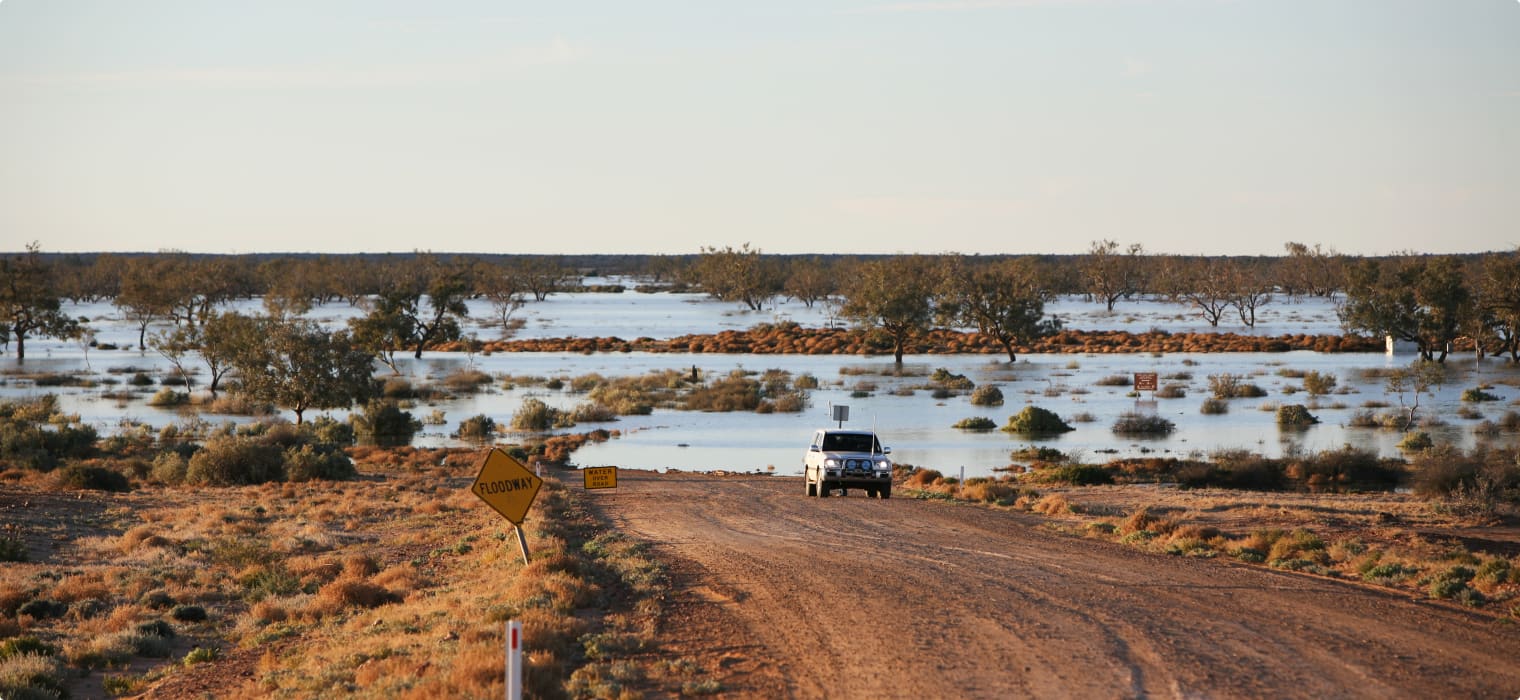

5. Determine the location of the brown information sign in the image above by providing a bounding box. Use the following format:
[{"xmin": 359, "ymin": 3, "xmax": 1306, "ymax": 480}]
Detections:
[
  {"xmin": 1134, "ymin": 372, "xmax": 1159, "ymax": 392},
  {"xmin": 583, "ymin": 466, "xmax": 618, "ymax": 490}
]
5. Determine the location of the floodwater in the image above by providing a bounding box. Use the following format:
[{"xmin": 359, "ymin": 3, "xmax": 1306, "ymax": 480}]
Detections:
[{"xmin": 3, "ymin": 285, "xmax": 1517, "ymax": 479}]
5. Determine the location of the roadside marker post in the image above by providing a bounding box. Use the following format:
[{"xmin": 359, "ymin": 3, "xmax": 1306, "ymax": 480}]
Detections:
[{"xmin": 505, "ymin": 620, "xmax": 523, "ymax": 700}]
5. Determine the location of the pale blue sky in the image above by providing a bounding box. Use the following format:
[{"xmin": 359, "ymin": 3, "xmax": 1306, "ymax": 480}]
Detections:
[{"xmin": 1, "ymin": 1, "xmax": 1516, "ymax": 256}]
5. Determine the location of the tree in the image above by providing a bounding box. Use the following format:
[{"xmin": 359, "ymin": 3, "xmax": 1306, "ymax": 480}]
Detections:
[
  {"xmin": 230, "ymin": 318, "xmax": 377, "ymax": 425},
  {"xmin": 1229, "ymin": 261, "xmax": 1274, "ymax": 328},
  {"xmin": 839, "ymin": 256, "xmax": 938, "ymax": 364},
  {"xmin": 1080, "ymin": 240, "xmax": 1146, "ymax": 311},
  {"xmin": 1158, "ymin": 258, "xmax": 1233, "ymax": 327},
  {"xmin": 519, "ymin": 256, "xmax": 574, "ymax": 302},
  {"xmin": 478, "ymin": 261, "xmax": 530, "ymax": 336},
  {"xmin": 1478, "ymin": 250, "xmax": 1520, "ymax": 362},
  {"xmin": 783, "ymin": 257, "xmax": 835, "ymax": 310},
  {"xmin": 1340, "ymin": 256, "xmax": 1472, "ymax": 363},
  {"xmin": 115, "ymin": 256, "xmax": 178, "ymax": 349},
  {"xmin": 198, "ymin": 311, "xmax": 262, "ymax": 396},
  {"xmin": 0, "ymin": 243, "xmax": 78, "ymax": 360},
  {"xmin": 938, "ymin": 256, "xmax": 1058, "ymax": 363},
  {"xmin": 1282, "ymin": 242, "xmax": 1342, "ymax": 297},
  {"xmin": 690, "ymin": 244, "xmax": 784, "ymax": 311},
  {"xmin": 351, "ymin": 254, "xmax": 471, "ymax": 361}
]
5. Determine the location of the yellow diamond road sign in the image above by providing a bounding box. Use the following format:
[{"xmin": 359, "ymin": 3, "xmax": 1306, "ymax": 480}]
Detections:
[{"xmin": 472, "ymin": 448, "xmax": 543, "ymax": 525}]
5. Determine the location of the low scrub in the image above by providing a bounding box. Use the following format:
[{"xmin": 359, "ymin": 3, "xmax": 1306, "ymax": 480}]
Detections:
[
  {"xmin": 1208, "ymin": 373, "xmax": 1266, "ymax": 399},
  {"xmin": 952, "ymin": 417, "xmax": 997, "ymax": 432},
  {"xmin": 1276, "ymin": 404, "xmax": 1319, "ymax": 427},
  {"xmin": 969, "ymin": 385, "xmax": 1004, "ymax": 406},
  {"xmin": 1111, "ymin": 412, "xmax": 1175, "ymax": 436},
  {"xmin": 350, "ymin": 399, "xmax": 422, "ymax": 447},
  {"xmin": 1002, "ymin": 406, "xmax": 1074, "ymax": 435}
]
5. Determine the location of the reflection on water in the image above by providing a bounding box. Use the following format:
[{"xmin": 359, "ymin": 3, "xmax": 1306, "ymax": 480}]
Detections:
[{"xmin": 3, "ymin": 291, "xmax": 1518, "ymax": 478}]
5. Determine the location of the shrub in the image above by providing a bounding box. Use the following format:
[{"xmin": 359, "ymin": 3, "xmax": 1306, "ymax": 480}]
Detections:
[
  {"xmin": 148, "ymin": 388, "xmax": 189, "ymax": 407},
  {"xmin": 511, "ymin": 400, "xmax": 566, "ymax": 431},
  {"xmin": 448, "ymin": 415, "xmax": 494, "ymax": 443},
  {"xmin": 56, "ymin": 463, "xmax": 131, "ymax": 492},
  {"xmin": 1275, "ymin": 405, "xmax": 1318, "ymax": 427},
  {"xmin": 1094, "ymin": 374, "xmax": 1131, "ymax": 387},
  {"xmin": 304, "ymin": 415, "xmax": 355, "ymax": 446},
  {"xmin": 0, "ymin": 537, "xmax": 26, "ymax": 563},
  {"xmin": 1112, "ymin": 412, "xmax": 1175, "ymax": 436},
  {"xmin": 1397, "ymin": 432, "xmax": 1433, "ymax": 452},
  {"xmin": 1302, "ymin": 371, "xmax": 1337, "ymax": 396},
  {"xmin": 970, "ymin": 385, "xmax": 1004, "ymax": 406},
  {"xmin": 185, "ymin": 434, "xmax": 285, "ymax": 486},
  {"xmin": 0, "ymin": 651, "xmax": 66, "ymax": 699},
  {"xmin": 284, "ymin": 444, "xmax": 356, "ymax": 482},
  {"xmin": 170, "ymin": 604, "xmax": 208, "ymax": 623},
  {"xmin": 1199, "ymin": 398, "xmax": 1228, "ymax": 415},
  {"xmin": 1002, "ymin": 406, "xmax": 1074, "ymax": 434},
  {"xmin": 1156, "ymin": 384, "xmax": 1186, "ymax": 399},
  {"xmin": 1462, "ymin": 387, "xmax": 1500, "ymax": 402},
  {"xmin": 768, "ymin": 391, "xmax": 808, "ymax": 413},
  {"xmin": 1031, "ymin": 464, "xmax": 1112, "ymax": 486},
  {"xmin": 1207, "ymin": 373, "xmax": 1266, "ymax": 399},
  {"xmin": 952, "ymin": 417, "xmax": 997, "ymax": 432},
  {"xmin": 569, "ymin": 403, "xmax": 618, "ymax": 423},
  {"xmin": 443, "ymin": 369, "xmax": 493, "ymax": 394},
  {"xmin": 351, "ymin": 400, "xmax": 422, "ymax": 447},
  {"xmin": 151, "ymin": 451, "xmax": 189, "ymax": 484},
  {"xmin": 929, "ymin": 368, "xmax": 975, "ymax": 391}
]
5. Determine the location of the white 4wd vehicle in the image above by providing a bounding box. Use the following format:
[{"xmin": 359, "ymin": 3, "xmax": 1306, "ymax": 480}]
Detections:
[{"xmin": 804, "ymin": 429, "xmax": 892, "ymax": 499}]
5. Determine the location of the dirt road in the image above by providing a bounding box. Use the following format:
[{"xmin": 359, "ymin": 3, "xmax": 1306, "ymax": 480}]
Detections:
[{"xmin": 588, "ymin": 471, "xmax": 1520, "ymax": 699}]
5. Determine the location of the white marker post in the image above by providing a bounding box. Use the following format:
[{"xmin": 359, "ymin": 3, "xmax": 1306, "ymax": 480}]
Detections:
[{"xmin": 506, "ymin": 620, "xmax": 523, "ymax": 700}]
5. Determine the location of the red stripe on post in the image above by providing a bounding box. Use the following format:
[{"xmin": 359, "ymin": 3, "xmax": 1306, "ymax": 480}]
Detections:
[{"xmin": 512, "ymin": 627, "xmax": 519, "ymax": 650}]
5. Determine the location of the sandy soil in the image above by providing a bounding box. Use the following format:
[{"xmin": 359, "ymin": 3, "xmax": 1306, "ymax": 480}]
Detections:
[{"xmin": 589, "ymin": 470, "xmax": 1520, "ymax": 699}]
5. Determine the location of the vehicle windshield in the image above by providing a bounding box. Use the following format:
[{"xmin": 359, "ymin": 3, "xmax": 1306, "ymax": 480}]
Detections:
[{"xmin": 822, "ymin": 433, "xmax": 880, "ymax": 453}]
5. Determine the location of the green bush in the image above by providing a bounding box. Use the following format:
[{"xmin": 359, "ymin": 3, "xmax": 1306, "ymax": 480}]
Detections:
[
  {"xmin": 1030, "ymin": 464, "xmax": 1113, "ymax": 485},
  {"xmin": 460, "ymin": 414, "xmax": 500, "ymax": 441},
  {"xmin": 151, "ymin": 451, "xmax": 190, "ymax": 485},
  {"xmin": 1397, "ymin": 432, "xmax": 1433, "ymax": 452},
  {"xmin": 0, "ymin": 651, "xmax": 66, "ymax": 699},
  {"xmin": 1462, "ymin": 387, "xmax": 1500, "ymax": 402},
  {"xmin": 1208, "ymin": 373, "xmax": 1266, "ymax": 399},
  {"xmin": 1276, "ymin": 404, "xmax": 1319, "ymax": 427},
  {"xmin": 185, "ymin": 434, "xmax": 285, "ymax": 486},
  {"xmin": 350, "ymin": 400, "xmax": 422, "ymax": 447},
  {"xmin": 148, "ymin": 387, "xmax": 189, "ymax": 407},
  {"xmin": 510, "ymin": 400, "xmax": 561, "ymax": 431},
  {"xmin": 1303, "ymin": 371, "xmax": 1337, "ymax": 396},
  {"xmin": 171, "ymin": 604, "xmax": 208, "ymax": 623},
  {"xmin": 929, "ymin": 368, "xmax": 975, "ymax": 391},
  {"xmin": 0, "ymin": 536, "xmax": 27, "ymax": 563},
  {"xmin": 1112, "ymin": 412, "xmax": 1175, "ymax": 435},
  {"xmin": 283, "ymin": 444, "xmax": 356, "ymax": 482},
  {"xmin": 1002, "ymin": 406, "xmax": 1074, "ymax": 434},
  {"xmin": 952, "ymin": 417, "xmax": 997, "ymax": 431},
  {"xmin": 970, "ymin": 385, "xmax": 1004, "ymax": 406},
  {"xmin": 304, "ymin": 415, "xmax": 355, "ymax": 446},
  {"xmin": 56, "ymin": 463, "xmax": 132, "ymax": 492}
]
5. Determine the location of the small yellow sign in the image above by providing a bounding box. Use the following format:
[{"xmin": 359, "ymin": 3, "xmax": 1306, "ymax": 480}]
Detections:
[
  {"xmin": 583, "ymin": 466, "xmax": 618, "ymax": 490},
  {"xmin": 471, "ymin": 449, "xmax": 543, "ymax": 525}
]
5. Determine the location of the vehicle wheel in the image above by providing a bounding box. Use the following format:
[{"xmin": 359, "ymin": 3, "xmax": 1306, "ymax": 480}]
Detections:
[
  {"xmin": 865, "ymin": 487, "xmax": 878, "ymax": 498},
  {"xmin": 818, "ymin": 481, "xmax": 830, "ymax": 498},
  {"xmin": 879, "ymin": 484, "xmax": 892, "ymax": 499},
  {"xmin": 806, "ymin": 479, "xmax": 816, "ymax": 497},
  {"xmin": 839, "ymin": 488, "xmax": 848, "ymax": 497}
]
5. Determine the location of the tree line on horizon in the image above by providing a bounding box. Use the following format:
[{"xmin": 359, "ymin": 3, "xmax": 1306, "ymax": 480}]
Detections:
[{"xmin": 1, "ymin": 239, "xmax": 1518, "ymax": 369}]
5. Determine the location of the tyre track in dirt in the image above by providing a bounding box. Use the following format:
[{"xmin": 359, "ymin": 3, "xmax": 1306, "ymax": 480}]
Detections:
[{"xmin": 588, "ymin": 471, "xmax": 1520, "ymax": 699}]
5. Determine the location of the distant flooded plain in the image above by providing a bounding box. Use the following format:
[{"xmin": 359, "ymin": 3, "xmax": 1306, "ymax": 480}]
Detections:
[{"xmin": 3, "ymin": 285, "xmax": 1517, "ymax": 479}]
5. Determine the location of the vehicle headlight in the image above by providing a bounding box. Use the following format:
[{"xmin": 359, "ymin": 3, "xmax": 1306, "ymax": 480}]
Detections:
[
  {"xmin": 876, "ymin": 460, "xmax": 890, "ymax": 470},
  {"xmin": 823, "ymin": 459, "xmax": 838, "ymax": 467}
]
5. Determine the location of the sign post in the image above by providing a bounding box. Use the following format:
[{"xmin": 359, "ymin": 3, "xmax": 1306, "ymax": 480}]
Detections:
[
  {"xmin": 1133, "ymin": 372, "xmax": 1158, "ymax": 394},
  {"xmin": 471, "ymin": 448, "xmax": 544, "ymax": 564}
]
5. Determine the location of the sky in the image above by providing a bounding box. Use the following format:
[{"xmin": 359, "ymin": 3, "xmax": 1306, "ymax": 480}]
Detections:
[{"xmin": 0, "ymin": 1, "xmax": 1516, "ymax": 257}]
